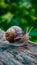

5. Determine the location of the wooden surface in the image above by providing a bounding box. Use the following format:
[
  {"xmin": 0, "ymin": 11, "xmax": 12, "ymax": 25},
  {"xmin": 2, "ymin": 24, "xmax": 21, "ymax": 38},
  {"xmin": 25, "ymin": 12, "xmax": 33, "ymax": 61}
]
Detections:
[{"xmin": 0, "ymin": 29, "xmax": 37, "ymax": 65}]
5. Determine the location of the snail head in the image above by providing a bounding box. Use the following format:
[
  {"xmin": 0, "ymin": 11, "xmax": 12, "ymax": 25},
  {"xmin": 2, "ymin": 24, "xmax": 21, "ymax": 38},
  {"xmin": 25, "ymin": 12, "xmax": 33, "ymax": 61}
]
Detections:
[{"xmin": 23, "ymin": 26, "xmax": 33, "ymax": 41}]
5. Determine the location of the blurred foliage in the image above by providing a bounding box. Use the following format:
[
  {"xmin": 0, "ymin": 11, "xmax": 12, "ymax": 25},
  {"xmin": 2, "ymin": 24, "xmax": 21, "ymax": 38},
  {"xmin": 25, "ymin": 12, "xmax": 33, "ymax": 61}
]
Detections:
[{"xmin": 0, "ymin": 0, "xmax": 37, "ymax": 42}]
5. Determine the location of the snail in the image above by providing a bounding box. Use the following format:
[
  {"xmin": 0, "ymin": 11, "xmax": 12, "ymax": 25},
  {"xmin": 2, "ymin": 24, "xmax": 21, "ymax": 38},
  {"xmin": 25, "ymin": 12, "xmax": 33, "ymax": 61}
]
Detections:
[{"xmin": 5, "ymin": 26, "xmax": 35, "ymax": 46}]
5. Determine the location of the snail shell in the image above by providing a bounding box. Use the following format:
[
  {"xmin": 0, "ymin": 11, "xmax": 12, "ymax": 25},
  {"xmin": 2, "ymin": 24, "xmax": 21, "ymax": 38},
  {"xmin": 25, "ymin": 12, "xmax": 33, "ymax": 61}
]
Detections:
[
  {"xmin": 5, "ymin": 28, "xmax": 16, "ymax": 42},
  {"xmin": 5, "ymin": 26, "xmax": 24, "ymax": 43}
]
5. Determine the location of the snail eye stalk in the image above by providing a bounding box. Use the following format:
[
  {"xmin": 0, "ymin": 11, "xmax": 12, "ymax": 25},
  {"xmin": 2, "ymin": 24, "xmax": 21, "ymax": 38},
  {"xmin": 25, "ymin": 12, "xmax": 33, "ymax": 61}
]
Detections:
[
  {"xmin": 27, "ymin": 26, "xmax": 33, "ymax": 35},
  {"xmin": 25, "ymin": 26, "xmax": 33, "ymax": 39}
]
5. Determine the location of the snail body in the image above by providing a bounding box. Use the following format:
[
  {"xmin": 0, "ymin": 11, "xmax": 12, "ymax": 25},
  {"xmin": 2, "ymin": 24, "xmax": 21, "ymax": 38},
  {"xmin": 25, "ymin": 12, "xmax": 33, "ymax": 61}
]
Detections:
[{"xmin": 5, "ymin": 26, "xmax": 34, "ymax": 46}]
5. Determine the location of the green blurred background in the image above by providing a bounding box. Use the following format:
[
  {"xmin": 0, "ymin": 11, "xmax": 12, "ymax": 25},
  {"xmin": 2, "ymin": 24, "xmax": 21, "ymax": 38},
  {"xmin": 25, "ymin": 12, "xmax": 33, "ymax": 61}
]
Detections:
[{"xmin": 0, "ymin": 0, "xmax": 37, "ymax": 43}]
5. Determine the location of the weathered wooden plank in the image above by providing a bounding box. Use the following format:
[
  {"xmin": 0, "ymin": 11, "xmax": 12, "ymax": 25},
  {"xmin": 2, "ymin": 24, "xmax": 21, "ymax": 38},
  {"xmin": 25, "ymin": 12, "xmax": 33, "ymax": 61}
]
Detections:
[{"xmin": 0, "ymin": 29, "xmax": 37, "ymax": 65}]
